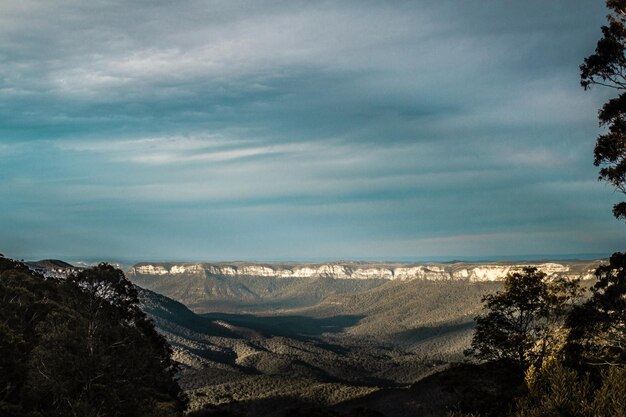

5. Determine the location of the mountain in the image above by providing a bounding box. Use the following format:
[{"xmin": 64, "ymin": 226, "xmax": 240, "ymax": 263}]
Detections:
[
  {"xmin": 128, "ymin": 260, "xmax": 599, "ymax": 283},
  {"xmin": 18, "ymin": 258, "xmax": 604, "ymax": 416},
  {"xmin": 24, "ymin": 258, "xmax": 81, "ymax": 278},
  {"xmin": 136, "ymin": 284, "xmax": 453, "ymax": 416},
  {"xmin": 127, "ymin": 259, "xmax": 601, "ymax": 416},
  {"xmin": 126, "ymin": 260, "xmax": 600, "ymax": 318}
]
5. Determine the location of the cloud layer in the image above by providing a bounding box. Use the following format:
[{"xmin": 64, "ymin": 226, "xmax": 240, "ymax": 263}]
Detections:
[{"xmin": 0, "ymin": 0, "xmax": 621, "ymax": 261}]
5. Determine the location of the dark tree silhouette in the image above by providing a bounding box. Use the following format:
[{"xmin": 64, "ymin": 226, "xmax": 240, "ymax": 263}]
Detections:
[
  {"xmin": 570, "ymin": 0, "xmax": 626, "ymax": 369},
  {"xmin": 567, "ymin": 252, "xmax": 626, "ymax": 367},
  {"xmin": 581, "ymin": 0, "xmax": 626, "ymax": 220},
  {"xmin": 0, "ymin": 258, "xmax": 186, "ymax": 417}
]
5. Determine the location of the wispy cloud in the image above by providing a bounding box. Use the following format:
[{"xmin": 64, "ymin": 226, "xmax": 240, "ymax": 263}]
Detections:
[
  {"xmin": 55, "ymin": 135, "xmax": 338, "ymax": 165},
  {"xmin": 0, "ymin": 0, "xmax": 618, "ymax": 261}
]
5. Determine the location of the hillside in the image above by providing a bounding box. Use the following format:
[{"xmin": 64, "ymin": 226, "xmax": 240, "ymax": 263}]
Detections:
[
  {"xmin": 137, "ymin": 287, "xmax": 438, "ymax": 414},
  {"xmin": 127, "ymin": 260, "xmax": 600, "ymax": 416},
  {"xmin": 127, "ymin": 260, "xmax": 600, "ymax": 350},
  {"xmin": 24, "ymin": 258, "xmax": 81, "ymax": 278},
  {"xmin": 127, "ymin": 261, "xmax": 599, "ymax": 311},
  {"xmin": 0, "ymin": 257, "xmax": 185, "ymax": 417},
  {"xmin": 134, "ymin": 279, "xmax": 529, "ymax": 416},
  {"xmin": 14, "ymin": 258, "xmax": 604, "ymax": 416}
]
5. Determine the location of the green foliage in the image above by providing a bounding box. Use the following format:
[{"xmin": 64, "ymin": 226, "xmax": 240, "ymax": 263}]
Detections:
[
  {"xmin": 512, "ymin": 360, "xmax": 626, "ymax": 417},
  {"xmin": 581, "ymin": 0, "xmax": 626, "ymax": 220},
  {"xmin": 592, "ymin": 366, "xmax": 626, "ymax": 417},
  {"xmin": 0, "ymin": 257, "xmax": 185, "ymax": 417},
  {"xmin": 513, "ymin": 360, "xmax": 593, "ymax": 417},
  {"xmin": 502, "ymin": 3, "xmax": 626, "ymax": 416},
  {"xmin": 567, "ymin": 252, "xmax": 626, "ymax": 367},
  {"xmin": 465, "ymin": 268, "xmax": 580, "ymax": 371}
]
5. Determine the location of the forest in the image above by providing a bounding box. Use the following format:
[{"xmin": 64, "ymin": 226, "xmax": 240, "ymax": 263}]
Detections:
[
  {"xmin": 0, "ymin": 256, "xmax": 186, "ymax": 417},
  {"xmin": 3, "ymin": 1, "xmax": 626, "ymax": 416}
]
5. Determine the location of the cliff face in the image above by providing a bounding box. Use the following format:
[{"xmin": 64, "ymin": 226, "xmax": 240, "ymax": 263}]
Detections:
[
  {"xmin": 125, "ymin": 259, "xmax": 604, "ymax": 323},
  {"xmin": 128, "ymin": 261, "xmax": 600, "ymax": 283}
]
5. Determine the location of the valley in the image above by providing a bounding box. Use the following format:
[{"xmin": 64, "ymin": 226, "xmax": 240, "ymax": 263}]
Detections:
[{"xmin": 128, "ymin": 260, "xmax": 600, "ymax": 416}]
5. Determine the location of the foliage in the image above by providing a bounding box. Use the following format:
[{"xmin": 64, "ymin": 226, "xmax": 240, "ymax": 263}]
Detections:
[
  {"xmin": 512, "ymin": 359, "xmax": 626, "ymax": 417},
  {"xmin": 592, "ymin": 365, "xmax": 626, "ymax": 417},
  {"xmin": 567, "ymin": 252, "xmax": 626, "ymax": 367},
  {"xmin": 429, "ymin": 362, "xmax": 523, "ymax": 417},
  {"xmin": 513, "ymin": 360, "xmax": 593, "ymax": 417},
  {"xmin": 0, "ymin": 256, "xmax": 185, "ymax": 417},
  {"xmin": 465, "ymin": 267, "xmax": 581, "ymax": 371},
  {"xmin": 498, "ymin": 4, "xmax": 626, "ymax": 416},
  {"xmin": 581, "ymin": 0, "xmax": 626, "ymax": 220},
  {"xmin": 69, "ymin": 263, "xmax": 141, "ymax": 313}
]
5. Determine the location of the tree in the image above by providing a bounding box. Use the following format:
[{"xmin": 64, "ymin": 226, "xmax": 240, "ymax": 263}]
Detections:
[
  {"xmin": 55, "ymin": 264, "xmax": 186, "ymax": 417},
  {"xmin": 466, "ymin": 267, "xmax": 581, "ymax": 372},
  {"xmin": 0, "ymin": 258, "xmax": 186, "ymax": 416},
  {"xmin": 566, "ymin": 252, "xmax": 626, "ymax": 367},
  {"xmin": 511, "ymin": 359, "xmax": 626, "ymax": 417},
  {"xmin": 467, "ymin": 5, "xmax": 626, "ymax": 416},
  {"xmin": 512, "ymin": 359, "xmax": 593, "ymax": 417},
  {"xmin": 68, "ymin": 263, "xmax": 140, "ymax": 313},
  {"xmin": 569, "ymin": 0, "xmax": 626, "ymax": 370},
  {"xmin": 580, "ymin": 0, "xmax": 626, "ymax": 220}
]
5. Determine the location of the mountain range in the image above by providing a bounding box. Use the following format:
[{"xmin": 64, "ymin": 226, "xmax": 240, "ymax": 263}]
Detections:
[{"xmin": 26, "ymin": 258, "xmax": 603, "ymax": 416}]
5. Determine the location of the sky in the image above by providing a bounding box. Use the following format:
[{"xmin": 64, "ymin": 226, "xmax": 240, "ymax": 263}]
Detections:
[{"xmin": 0, "ymin": 0, "xmax": 623, "ymax": 263}]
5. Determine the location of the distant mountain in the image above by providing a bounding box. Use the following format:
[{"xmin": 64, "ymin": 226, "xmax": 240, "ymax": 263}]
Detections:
[
  {"xmin": 24, "ymin": 258, "xmax": 81, "ymax": 278},
  {"xmin": 131, "ymin": 272, "xmax": 545, "ymax": 416},
  {"xmin": 126, "ymin": 260, "xmax": 601, "ymax": 315},
  {"xmin": 25, "ymin": 258, "xmax": 75, "ymax": 269},
  {"xmin": 128, "ymin": 260, "xmax": 601, "ymax": 282},
  {"xmin": 23, "ymin": 257, "xmax": 606, "ymax": 417},
  {"xmin": 122, "ymin": 259, "xmax": 604, "ymax": 416}
]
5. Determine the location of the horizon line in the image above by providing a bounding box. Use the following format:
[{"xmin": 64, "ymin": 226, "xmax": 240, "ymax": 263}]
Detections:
[{"xmin": 12, "ymin": 252, "xmax": 613, "ymax": 267}]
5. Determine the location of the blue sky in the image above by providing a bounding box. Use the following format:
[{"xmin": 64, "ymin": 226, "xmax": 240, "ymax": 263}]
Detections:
[{"xmin": 0, "ymin": 0, "xmax": 623, "ymax": 262}]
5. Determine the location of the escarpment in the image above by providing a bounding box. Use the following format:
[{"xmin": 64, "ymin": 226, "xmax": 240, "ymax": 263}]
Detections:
[
  {"xmin": 128, "ymin": 260, "xmax": 598, "ymax": 282},
  {"xmin": 126, "ymin": 260, "xmax": 601, "ymax": 313}
]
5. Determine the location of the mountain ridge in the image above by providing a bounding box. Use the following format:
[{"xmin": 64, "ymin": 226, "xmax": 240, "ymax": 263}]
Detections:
[{"xmin": 128, "ymin": 259, "xmax": 602, "ymax": 282}]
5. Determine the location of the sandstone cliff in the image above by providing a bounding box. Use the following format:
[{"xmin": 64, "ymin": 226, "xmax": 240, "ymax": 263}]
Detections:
[{"xmin": 128, "ymin": 260, "xmax": 600, "ymax": 282}]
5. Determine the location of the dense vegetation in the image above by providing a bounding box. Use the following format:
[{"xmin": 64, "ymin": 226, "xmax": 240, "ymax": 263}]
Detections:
[
  {"xmin": 466, "ymin": 267, "xmax": 581, "ymax": 372},
  {"xmin": 458, "ymin": 262, "xmax": 626, "ymax": 417},
  {"xmin": 0, "ymin": 256, "xmax": 185, "ymax": 417}
]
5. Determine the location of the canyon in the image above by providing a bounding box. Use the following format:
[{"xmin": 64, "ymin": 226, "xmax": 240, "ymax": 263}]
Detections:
[
  {"xmin": 22, "ymin": 257, "xmax": 605, "ymax": 416},
  {"xmin": 127, "ymin": 259, "xmax": 601, "ymax": 416}
]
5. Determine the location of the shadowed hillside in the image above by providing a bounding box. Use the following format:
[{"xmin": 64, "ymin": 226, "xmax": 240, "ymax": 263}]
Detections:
[
  {"xmin": 15, "ymin": 257, "xmax": 605, "ymax": 417},
  {"xmin": 0, "ymin": 257, "xmax": 185, "ymax": 417},
  {"xmin": 125, "ymin": 259, "xmax": 601, "ymax": 416}
]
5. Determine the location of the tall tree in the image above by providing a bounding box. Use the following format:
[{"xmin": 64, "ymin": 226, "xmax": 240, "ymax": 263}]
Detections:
[
  {"xmin": 466, "ymin": 267, "xmax": 580, "ymax": 372},
  {"xmin": 567, "ymin": 252, "xmax": 626, "ymax": 367},
  {"xmin": 570, "ymin": 0, "xmax": 626, "ymax": 368},
  {"xmin": 0, "ymin": 258, "xmax": 186, "ymax": 417},
  {"xmin": 580, "ymin": 0, "xmax": 626, "ymax": 220}
]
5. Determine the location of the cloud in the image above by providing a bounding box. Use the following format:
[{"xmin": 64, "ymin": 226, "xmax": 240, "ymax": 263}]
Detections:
[{"xmin": 0, "ymin": 0, "xmax": 620, "ymax": 260}]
